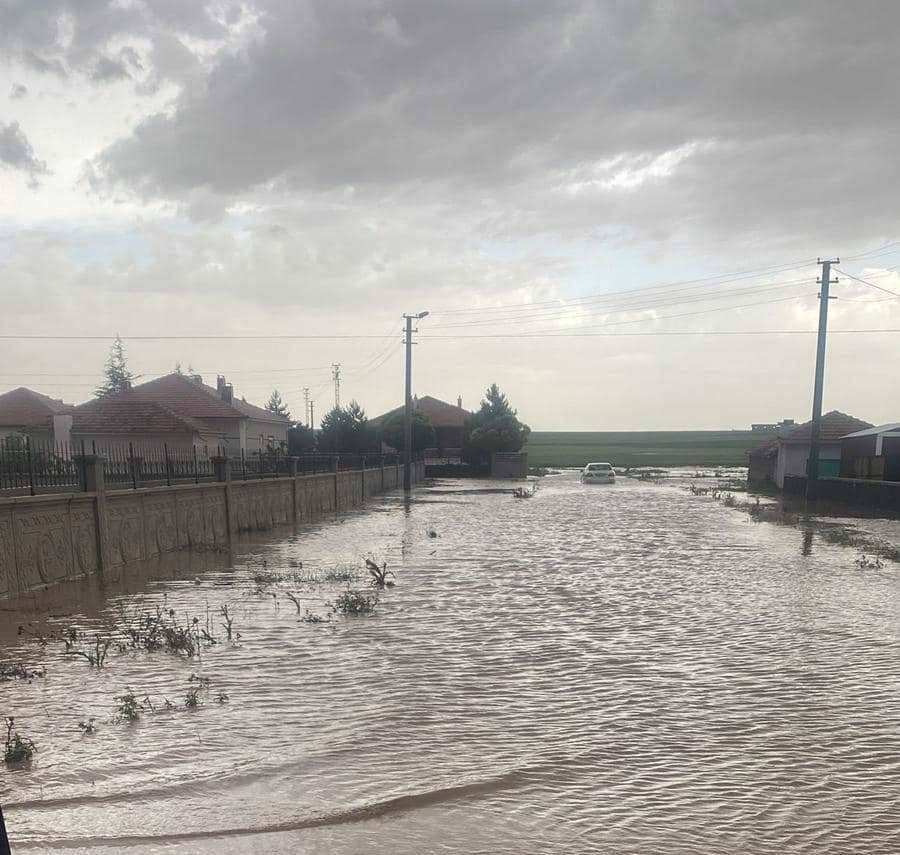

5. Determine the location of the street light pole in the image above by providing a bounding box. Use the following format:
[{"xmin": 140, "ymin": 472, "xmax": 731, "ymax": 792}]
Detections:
[{"xmin": 403, "ymin": 311, "xmax": 428, "ymax": 492}]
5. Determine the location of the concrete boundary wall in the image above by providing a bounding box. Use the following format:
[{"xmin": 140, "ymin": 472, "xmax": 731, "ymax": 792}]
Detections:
[{"xmin": 0, "ymin": 460, "xmax": 424, "ymax": 600}]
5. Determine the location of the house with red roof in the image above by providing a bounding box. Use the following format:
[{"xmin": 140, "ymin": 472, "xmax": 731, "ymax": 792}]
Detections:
[
  {"xmin": 748, "ymin": 410, "xmax": 873, "ymax": 489},
  {"xmin": 0, "ymin": 387, "xmax": 74, "ymax": 447},
  {"xmin": 71, "ymin": 373, "xmax": 290, "ymax": 453},
  {"xmin": 371, "ymin": 394, "xmax": 470, "ymax": 454}
]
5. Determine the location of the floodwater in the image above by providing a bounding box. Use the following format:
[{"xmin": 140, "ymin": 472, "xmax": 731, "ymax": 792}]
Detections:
[{"xmin": 1, "ymin": 473, "xmax": 899, "ymax": 854}]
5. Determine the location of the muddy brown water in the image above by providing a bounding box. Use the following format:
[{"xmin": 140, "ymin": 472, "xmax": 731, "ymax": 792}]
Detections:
[{"xmin": 1, "ymin": 473, "xmax": 898, "ymax": 854}]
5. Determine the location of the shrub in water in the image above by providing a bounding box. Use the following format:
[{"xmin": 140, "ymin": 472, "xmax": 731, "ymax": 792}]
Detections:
[
  {"xmin": 333, "ymin": 589, "xmax": 378, "ymax": 616},
  {"xmin": 4, "ymin": 717, "xmax": 36, "ymax": 765},
  {"xmin": 115, "ymin": 689, "xmax": 141, "ymax": 723}
]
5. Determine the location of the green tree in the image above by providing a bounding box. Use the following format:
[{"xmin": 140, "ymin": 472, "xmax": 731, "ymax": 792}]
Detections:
[
  {"xmin": 463, "ymin": 384, "xmax": 530, "ymax": 462},
  {"xmin": 287, "ymin": 423, "xmax": 316, "ymax": 455},
  {"xmin": 379, "ymin": 411, "xmax": 435, "ymax": 453},
  {"xmin": 265, "ymin": 389, "xmax": 291, "ymax": 419},
  {"xmin": 318, "ymin": 400, "xmax": 373, "ymax": 452},
  {"xmin": 96, "ymin": 335, "xmax": 135, "ymax": 398}
]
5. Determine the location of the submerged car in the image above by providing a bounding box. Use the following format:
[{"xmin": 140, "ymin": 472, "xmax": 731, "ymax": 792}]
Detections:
[{"xmin": 581, "ymin": 462, "xmax": 615, "ymax": 484}]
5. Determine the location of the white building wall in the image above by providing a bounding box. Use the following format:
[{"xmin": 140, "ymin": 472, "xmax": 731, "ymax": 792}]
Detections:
[{"xmin": 775, "ymin": 442, "xmax": 842, "ymax": 488}]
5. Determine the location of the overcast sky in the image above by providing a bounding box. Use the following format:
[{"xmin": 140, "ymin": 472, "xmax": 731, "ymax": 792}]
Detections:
[{"xmin": 1, "ymin": 1, "xmax": 898, "ymax": 429}]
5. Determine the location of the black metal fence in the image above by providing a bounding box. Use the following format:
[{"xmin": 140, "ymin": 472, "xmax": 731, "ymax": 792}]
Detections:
[
  {"xmin": 0, "ymin": 438, "xmax": 85, "ymax": 494},
  {"xmin": 0, "ymin": 437, "xmax": 400, "ymax": 496}
]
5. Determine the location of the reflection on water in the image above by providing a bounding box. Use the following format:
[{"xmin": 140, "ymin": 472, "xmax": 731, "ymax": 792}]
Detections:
[{"xmin": 1, "ymin": 473, "xmax": 898, "ymax": 854}]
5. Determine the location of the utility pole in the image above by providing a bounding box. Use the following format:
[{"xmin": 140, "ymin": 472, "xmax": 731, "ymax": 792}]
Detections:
[
  {"xmin": 303, "ymin": 387, "xmax": 310, "ymax": 428},
  {"xmin": 332, "ymin": 363, "xmax": 341, "ymax": 409},
  {"xmin": 402, "ymin": 311, "xmax": 429, "ymax": 491},
  {"xmin": 806, "ymin": 257, "xmax": 839, "ymax": 486},
  {"xmin": 309, "ymin": 400, "xmax": 315, "ymax": 432}
]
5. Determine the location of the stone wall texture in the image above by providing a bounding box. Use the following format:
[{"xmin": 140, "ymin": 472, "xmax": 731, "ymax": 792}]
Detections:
[{"xmin": 0, "ymin": 462, "xmax": 423, "ymax": 600}]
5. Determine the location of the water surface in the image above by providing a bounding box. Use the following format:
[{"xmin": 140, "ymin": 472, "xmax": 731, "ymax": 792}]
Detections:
[{"xmin": 2, "ymin": 474, "xmax": 898, "ymax": 853}]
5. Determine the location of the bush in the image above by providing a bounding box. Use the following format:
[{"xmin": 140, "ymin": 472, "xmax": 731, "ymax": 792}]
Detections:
[
  {"xmin": 4, "ymin": 717, "xmax": 36, "ymax": 765},
  {"xmin": 333, "ymin": 589, "xmax": 378, "ymax": 615}
]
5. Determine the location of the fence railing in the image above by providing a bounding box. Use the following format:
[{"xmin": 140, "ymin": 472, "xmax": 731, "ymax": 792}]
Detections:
[{"xmin": 0, "ymin": 438, "xmax": 401, "ymax": 496}]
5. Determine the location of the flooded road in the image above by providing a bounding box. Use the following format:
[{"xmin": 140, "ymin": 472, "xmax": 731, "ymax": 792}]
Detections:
[{"xmin": 2, "ymin": 473, "xmax": 899, "ymax": 854}]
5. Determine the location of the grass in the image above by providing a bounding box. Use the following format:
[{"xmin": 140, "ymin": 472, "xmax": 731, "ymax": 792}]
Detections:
[{"xmin": 525, "ymin": 430, "xmax": 759, "ymax": 468}]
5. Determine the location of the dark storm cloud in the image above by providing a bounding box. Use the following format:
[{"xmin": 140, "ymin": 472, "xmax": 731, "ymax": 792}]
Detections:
[
  {"xmin": 0, "ymin": 120, "xmax": 48, "ymax": 186},
  {"xmin": 83, "ymin": 0, "xmax": 900, "ymax": 247}
]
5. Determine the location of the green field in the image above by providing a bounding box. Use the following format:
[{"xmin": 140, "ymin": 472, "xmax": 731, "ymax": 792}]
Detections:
[{"xmin": 525, "ymin": 431, "xmax": 758, "ymax": 469}]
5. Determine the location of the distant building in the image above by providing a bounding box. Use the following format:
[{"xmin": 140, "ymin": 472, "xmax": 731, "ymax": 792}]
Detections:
[
  {"xmin": 71, "ymin": 373, "xmax": 290, "ymax": 453},
  {"xmin": 0, "ymin": 387, "xmax": 74, "ymax": 446},
  {"xmin": 748, "ymin": 411, "xmax": 872, "ymax": 489},
  {"xmin": 751, "ymin": 419, "xmax": 796, "ymax": 433},
  {"xmin": 371, "ymin": 395, "xmax": 470, "ymax": 456},
  {"xmin": 839, "ymin": 424, "xmax": 900, "ymax": 482}
]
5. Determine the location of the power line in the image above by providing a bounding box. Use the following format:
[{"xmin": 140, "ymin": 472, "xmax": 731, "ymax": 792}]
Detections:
[
  {"xmin": 833, "ymin": 268, "xmax": 900, "ymax": 299},
  {"xmin": 418, "ymin": 328, "xmax": 900, "ymax": 339},
  {"xmin": 430, "ymin": 259, "xmax": 816, "ymax": 317},
  {"xmin": 0, "ymin": 334, "xmax": 398, "ymax": 341},
  {"xmin": 428, "ymin": 278, "xmax": 813, "ymax": 328}
]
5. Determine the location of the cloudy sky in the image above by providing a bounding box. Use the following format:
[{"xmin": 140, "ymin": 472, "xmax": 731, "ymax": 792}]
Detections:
[{"xmin": 1, "ymin": 0, "xmax": 898, "ymax": 429}]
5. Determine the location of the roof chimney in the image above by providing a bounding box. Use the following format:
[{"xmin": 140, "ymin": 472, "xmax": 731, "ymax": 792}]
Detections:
[
  {"xmin": 224, "ymin": 384, "xmax": 233, "ymax": 404},
  {"xmin": 457, "ymin": 396, "xmax": 462, "ymax": 409},
  {"xmin": 217, "ymin": 375, "xmax": 226, "ymax": 396}
]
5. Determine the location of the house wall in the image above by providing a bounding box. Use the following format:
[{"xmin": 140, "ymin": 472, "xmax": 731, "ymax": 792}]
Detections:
[
  {"xmin": 0, "ymin": 462, "xmax": 424, "ymax": 600},
  {"xmin": 775, "ymin": 442, "xmax": 841, "ymax": 488},
  {"xmin": 0, "ymin": 426, "xmax": 52, "ymax": 446},
  {"xmin": 69, "ymin": 432, "xmax": 201, "ymax": 453},
  {"xmin": 245, "ymin": 418, "xmax": 289, "ymax": 451},
  {"xmin": 195, "ymin": 417, "xmax": 244, "ymax": 452},
  {"xmin": 748, "ymin": 453, "xmax": 776, "ymax": 488}
]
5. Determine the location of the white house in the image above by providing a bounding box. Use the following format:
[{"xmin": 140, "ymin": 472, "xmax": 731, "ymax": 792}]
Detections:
[{"xmin": 771, "ymin": 411, "xmax": 871, "ymax": 488}]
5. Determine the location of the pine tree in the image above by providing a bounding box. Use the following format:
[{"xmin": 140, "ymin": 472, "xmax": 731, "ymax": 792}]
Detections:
[
  {"xmin": 265, "ymin": 389, "xmax": 291, "ymax": 419},
  {"xmin": 95, "ymin": 335, "xmax": 135, "ymax": 398},
  {"xmin": 463, "ymin": 383, "xmax": 531, "ymax": 458},
  {"xmin": 317, "ymin": 401, "xmax": 373, "ymax": 452}
]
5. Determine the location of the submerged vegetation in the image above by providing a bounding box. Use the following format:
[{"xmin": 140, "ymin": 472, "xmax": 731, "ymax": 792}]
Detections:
[
  {"xmin": 0, "ymin": 663, "xmax": 45, "ymax": 681},
  {"xmin": 4, "ymin": 717, "xmax": 36, "ymax": 765},
  {"xmin": 695, "ymin": 485, "xmax": 899, "ymax": 564},
  {"xmin": 332, "ymin": 589, "xmax": 378, "ymax": 616}
]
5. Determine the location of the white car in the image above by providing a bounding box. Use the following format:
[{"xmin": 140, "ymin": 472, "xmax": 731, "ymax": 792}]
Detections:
[{"xmin": 581, "ymin": 462, "xmax": 615, "ymax": 484}]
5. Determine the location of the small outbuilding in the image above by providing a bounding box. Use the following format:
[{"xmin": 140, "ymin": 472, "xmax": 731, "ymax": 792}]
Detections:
[{"xmin": 839, "ymin": 424, "xmax": 900, "ymax": 482}]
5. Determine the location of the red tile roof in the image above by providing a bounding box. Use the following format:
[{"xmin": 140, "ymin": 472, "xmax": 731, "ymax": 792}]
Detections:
[
  {"xmin": 131, "ymin": 374, "xmax": 289, "ymax": 423},
  {"xmin": 129, "ymin": 374, "xmax": 247, "ymax": 419},
  {"xmin": 72, "ymin": 397, "xmax": 208, "ymax": 436},
  {"xmin": 0, "ymin": 387, "xmax": 73, "ymax": 428},
  {"xmin": 372, "ymin": 395, "xmax": 470, "ymax": 427},
  {"xmin": 781, "ymin": 411, "xmax": 873, "ymax": 443},
  {"xmin": 69, "ymin": 373, "xmax": 289, "ymax": 435}
]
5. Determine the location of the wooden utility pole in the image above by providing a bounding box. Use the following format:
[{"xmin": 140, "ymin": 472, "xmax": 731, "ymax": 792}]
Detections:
[
  {"xmin": 303, "ymin": 387, "xmax": 310, "ymax": 427},
  {"xmin": 806, "ymin": 257, "xmax": 839, "ymax": 485},
  {"xmin": 402, "ymin": 311, "xmax": 429, "ymax": 491}
]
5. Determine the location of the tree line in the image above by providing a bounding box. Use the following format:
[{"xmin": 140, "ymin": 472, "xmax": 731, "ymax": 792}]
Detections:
[
  {"xmin": 270, "ymin": 383, "xmax": 530, "ymax": 465},
  {"xmin": 91, "ymin": 338, "xmax": 530, "ymax": 465}
]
